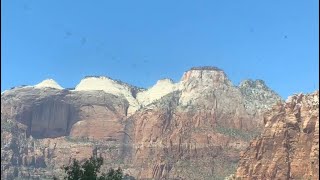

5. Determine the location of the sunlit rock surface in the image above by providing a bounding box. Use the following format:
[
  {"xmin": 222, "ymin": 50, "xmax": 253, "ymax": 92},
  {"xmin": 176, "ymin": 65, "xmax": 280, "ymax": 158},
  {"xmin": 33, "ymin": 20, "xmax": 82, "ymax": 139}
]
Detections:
[
  {"xmin": 1, "ymin": 66, "xmax": 282, "ymax": 179},
  {"xmin": 235, "ymin": 91, "xmax": 319, "ymax": 180}
]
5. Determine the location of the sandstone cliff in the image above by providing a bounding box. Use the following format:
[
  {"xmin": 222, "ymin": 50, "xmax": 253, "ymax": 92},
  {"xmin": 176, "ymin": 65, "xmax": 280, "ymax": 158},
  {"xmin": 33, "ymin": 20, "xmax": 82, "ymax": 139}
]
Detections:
[
  {"xmin": 235, "ymin": 91, "xmax": 319, "ymax": 180},
  {"xmin": 129, "ymin": 68, "xmax": 281, "ymax": 179},
  {"xmin": 1, "ymin": 66, "xmax": 282, "ymax": 179}
]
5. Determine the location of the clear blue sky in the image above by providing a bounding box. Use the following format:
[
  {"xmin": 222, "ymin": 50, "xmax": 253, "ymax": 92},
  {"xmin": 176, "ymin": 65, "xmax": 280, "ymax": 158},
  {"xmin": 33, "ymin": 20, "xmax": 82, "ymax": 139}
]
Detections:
[{"xmin": 1, "ymin": 0, "xmax": 319, "ymax": 98}]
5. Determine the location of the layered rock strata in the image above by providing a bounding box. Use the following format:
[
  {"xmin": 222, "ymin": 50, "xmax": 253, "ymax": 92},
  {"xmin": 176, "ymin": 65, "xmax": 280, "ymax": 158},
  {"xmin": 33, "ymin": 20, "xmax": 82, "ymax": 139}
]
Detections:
[
  {"xmin": 1, "ymin": 66, "xmax": 282, "ymax": 179},
  {"xmin": 235, "ymin": 91, "xmax": 319, "ymax": 180}
]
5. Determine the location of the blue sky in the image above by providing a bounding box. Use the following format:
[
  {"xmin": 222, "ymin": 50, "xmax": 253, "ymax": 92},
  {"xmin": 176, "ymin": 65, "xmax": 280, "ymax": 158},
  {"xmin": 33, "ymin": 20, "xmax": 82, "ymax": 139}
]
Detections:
[{"xmin": 1, "ymin": 0, "xmax": 319, "ymax": 98}]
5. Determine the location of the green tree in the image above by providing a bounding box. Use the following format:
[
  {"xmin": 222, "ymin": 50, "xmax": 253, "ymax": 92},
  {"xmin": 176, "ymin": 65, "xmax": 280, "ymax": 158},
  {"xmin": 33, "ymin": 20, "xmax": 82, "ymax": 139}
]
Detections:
[
  {"xmin": 63, "ymin": 156, "xmax": 127, "ymax": 180},
  {"xmin": 99, "ymin": 168, "xmax": 123, "ymax": 180},
  {"xmin": 64, "ymin": 159, "xmax": 83, "ymax": 180}
]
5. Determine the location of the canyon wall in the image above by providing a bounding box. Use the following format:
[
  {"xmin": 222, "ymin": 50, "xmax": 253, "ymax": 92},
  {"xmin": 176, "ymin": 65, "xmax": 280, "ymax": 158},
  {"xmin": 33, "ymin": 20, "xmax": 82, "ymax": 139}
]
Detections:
[{"xmin": 1, "ymin": 67, "xmax": 283, "ymax": 179}]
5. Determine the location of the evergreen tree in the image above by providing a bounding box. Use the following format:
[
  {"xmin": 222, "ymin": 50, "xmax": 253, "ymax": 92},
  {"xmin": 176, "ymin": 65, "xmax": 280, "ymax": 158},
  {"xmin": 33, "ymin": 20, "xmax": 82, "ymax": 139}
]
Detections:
[{"xmin": 63, "ymin": 156, "xmax": 128, "ymax": 180}]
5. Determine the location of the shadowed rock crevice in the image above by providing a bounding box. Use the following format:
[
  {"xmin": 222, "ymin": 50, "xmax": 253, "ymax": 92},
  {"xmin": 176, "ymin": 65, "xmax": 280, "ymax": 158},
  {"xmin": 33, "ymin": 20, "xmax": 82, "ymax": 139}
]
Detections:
[{"xmin": 16, "ymin": 97, "xmax": 78, "ymax": 139}]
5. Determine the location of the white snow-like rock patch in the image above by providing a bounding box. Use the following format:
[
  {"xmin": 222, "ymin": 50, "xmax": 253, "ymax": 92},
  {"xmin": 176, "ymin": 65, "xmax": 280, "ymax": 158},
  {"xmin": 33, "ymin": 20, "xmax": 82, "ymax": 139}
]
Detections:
[
  {"xmin": 34, "ymin": 79, "xmax": 63, "ymax": 89},
  {"xmin": 1, "ymin": 90, "xmax": 9, "ymax": 95},
  {"xmin": 137, "ymin": 79, "xmax": 178, "ymax": 106},
  {"xmin": 74, "ymin": 76, "xmax": 140, "ymax": 115}
]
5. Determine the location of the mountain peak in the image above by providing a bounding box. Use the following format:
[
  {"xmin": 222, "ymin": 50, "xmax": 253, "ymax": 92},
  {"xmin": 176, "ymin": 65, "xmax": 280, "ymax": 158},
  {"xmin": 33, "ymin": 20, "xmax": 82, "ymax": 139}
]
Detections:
[
  {"xmin": 181, "ymin": 66, "xmax": 231, "ymax": 86},
  {"xmin": 156, "ymin": 78, "xmax": 174, "ymax": 84},
  {"xmin": 75, "ymin": 75, "xmax": 141, "ymax": 115},
  {"xmin": 239, "ymin": 79, "xmax": 269, "ymax": 90},
  {"xmin": 34, "ymin": 79, "xmax": 63, "ymax": 89},
  {"xmin": 188, "ymin": 66, "xmax": 223, "ymax": 72}
]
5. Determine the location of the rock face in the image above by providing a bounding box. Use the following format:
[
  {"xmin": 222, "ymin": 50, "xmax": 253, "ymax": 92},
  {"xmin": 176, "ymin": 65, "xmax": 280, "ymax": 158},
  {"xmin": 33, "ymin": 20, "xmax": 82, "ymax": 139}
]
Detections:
[
  {"xmin": 1, "ymin": 88, "xmax": 130, "ymax": 179},
  {"xmin": 1, "ymin": 87, "xmax": 128, "ymax": 139},
  {"xmin": 74, "ymin": 76, "xmax": 144, "ymax": 115},
  {"xmin": 129, "ymin": 68, "xmax": 280, "ymax": 179},
  {"xmin": 235, "ymin": 91, "xmax": 319, "ymax": 180},
  {"xmin": 1, "ymin": 66, "xmax": 282, "ymax": 179},
  {"xmin": 136, "ymin": 78, "xmax": 177, "ymax": 106}
]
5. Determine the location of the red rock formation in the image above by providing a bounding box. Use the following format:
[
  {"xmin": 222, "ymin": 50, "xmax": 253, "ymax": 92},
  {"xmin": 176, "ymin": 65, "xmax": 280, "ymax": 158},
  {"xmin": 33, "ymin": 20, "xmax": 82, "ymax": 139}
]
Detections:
[
  {"xmin": 235, "ymin": 91, "xmax": 319, "ymax": 180},
  {"xmin": 1, "ymin": 67, "xmax": 282, "ymax": 179},
  {"xmin": 128, "ymin": 68, "xmax": 280, "ymax": 179}
]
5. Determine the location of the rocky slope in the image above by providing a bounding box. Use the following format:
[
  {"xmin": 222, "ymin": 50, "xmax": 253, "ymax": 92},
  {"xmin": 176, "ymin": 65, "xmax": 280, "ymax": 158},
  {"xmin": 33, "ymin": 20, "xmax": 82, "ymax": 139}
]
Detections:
[
  {"xmin": 1, "ymin": 84, "xmax": 132, "ymax": 179},
  {"xmin": 235, "ymin": 91, "xmax": 319, "ymax": 180},
  {"xmin": 1, "ymin": 66, "xmax": 282, "ymax": 179},
  {"xmin": 129, "ymin": 68, "xmax": 281, "ymax": 179}
]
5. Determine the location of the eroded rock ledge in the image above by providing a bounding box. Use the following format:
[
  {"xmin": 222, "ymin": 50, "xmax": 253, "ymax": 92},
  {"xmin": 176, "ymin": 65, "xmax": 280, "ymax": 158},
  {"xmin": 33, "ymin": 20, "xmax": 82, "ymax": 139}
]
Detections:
[{"xmin": 235, "ymin": 91, "xmax": 319, "ymax": 180}]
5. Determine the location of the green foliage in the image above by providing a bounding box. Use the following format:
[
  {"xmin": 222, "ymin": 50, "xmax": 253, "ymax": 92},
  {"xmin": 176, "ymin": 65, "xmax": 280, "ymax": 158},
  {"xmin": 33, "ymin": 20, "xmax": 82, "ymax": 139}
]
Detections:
[
  {"xmin": 64, "ymin": 136, "xmax": 91, "ymax": 143},
  {"xmin": 63, "ymin": 156, "xmax": 127, "ymax": 180},
  {"xmin": 215, "ymin": 125, "xmax": 259, "ymax": 141},
  {"xmin": 64, "ymin": 159, "xmax": 84, "ymax": 180},
  {"xmin": 99, "ymin": 168, "xmax": 123, "ymax": 180},
  {"xmin": 1, "ymin": 119, "xmax": 14, "ymax": 132},
  {"xmin": 83, "ymin": 157, "xmax": 103, "ymax": 179}
]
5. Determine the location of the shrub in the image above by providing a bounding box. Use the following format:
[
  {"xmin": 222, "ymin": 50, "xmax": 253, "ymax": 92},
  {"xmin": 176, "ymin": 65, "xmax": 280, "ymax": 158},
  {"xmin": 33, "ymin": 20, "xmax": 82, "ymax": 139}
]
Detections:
[
  {"xmin": 63, "ymin": 156, "xmax": 128, "ymax": 180},
  {"xmin": 215, "ymin": 125, "xmax": 259, "ymax": 141}
]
